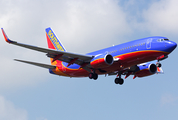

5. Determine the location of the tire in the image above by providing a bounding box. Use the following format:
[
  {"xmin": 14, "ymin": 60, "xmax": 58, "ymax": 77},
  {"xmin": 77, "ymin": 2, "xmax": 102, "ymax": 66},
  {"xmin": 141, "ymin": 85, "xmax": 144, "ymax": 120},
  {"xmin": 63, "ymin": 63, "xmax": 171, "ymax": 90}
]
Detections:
[
  {"xmin": 118, "ymin": 78, "xmax": 124, "ymax": 85},
  {"xmin": 115, "ymin": 78, "xmax": 124, "ymax": 85},
  {"xmin": 93, "ymin": 73, "xmax": 98, "ymax": 80},
  {"xmin": 89, "ymin": 73, "xmax": 94, "ymax": 79},
  {"xmin": 115, "ymin": 78, "xmax": 120, "ymax": 84}
]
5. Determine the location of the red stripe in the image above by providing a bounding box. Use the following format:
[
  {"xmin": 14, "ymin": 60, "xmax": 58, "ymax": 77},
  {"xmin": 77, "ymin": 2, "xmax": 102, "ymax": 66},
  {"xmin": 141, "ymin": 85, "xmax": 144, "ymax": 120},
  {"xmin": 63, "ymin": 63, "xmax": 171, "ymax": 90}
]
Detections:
[{"xmin": 46, "ymin": 33, "xmax": 56, "ymax": 50}]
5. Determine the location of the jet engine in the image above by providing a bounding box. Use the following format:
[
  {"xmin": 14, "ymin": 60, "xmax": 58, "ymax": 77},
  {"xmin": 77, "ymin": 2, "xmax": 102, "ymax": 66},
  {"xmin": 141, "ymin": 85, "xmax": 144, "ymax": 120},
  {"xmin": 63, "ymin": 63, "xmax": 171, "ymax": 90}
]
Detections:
[
  {"xmin": 90, "ymin": 54, "xmax": 114, "ymax": 68},
  {"xmin": 134, "ymin": 63, "xmax": 157, "ymax": 77}
]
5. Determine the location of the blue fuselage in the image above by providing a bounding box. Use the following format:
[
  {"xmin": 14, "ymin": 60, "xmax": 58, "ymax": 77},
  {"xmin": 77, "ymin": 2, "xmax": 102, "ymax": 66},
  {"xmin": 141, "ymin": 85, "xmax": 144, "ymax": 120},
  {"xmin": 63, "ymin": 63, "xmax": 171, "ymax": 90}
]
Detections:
[{"xmin": 63, "ymin": 36, "xmax": 177, "ymax": 75}]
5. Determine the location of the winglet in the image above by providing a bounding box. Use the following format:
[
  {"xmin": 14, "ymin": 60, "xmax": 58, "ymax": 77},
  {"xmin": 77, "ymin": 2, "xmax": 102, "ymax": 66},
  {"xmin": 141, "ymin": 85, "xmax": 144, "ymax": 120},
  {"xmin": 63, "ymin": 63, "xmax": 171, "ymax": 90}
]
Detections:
[{"xmin": 1, "ymin": 28, "xmax": 15, "ymax": 43}]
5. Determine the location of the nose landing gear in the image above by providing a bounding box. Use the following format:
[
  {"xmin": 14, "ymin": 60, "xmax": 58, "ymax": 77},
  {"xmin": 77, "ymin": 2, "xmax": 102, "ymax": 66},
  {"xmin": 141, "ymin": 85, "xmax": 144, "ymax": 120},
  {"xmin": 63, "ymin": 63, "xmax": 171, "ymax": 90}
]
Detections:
[
  {"xmin": 156, "ymin": 55, "xmax": 168, "ymax": 68},
  {"xmin": 156, "ymin": 62, "xmax": 162, "ymax": 68}
]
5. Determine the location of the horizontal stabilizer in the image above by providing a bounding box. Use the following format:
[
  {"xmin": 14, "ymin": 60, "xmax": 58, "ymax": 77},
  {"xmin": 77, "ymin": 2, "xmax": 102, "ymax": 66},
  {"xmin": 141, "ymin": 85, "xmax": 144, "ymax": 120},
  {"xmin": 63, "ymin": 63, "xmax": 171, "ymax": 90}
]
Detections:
[{"xmin": 14, "ymin": 59, "xmax": 56, "ymax": 69}]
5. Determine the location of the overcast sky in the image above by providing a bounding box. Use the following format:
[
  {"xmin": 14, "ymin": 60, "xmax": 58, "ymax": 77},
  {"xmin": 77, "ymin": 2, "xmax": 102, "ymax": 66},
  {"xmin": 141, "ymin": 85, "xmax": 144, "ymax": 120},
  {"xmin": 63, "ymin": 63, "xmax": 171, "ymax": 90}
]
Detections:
[{"xmin": 0, "ymin": 0, "xmax": 178, "ymax": 120}]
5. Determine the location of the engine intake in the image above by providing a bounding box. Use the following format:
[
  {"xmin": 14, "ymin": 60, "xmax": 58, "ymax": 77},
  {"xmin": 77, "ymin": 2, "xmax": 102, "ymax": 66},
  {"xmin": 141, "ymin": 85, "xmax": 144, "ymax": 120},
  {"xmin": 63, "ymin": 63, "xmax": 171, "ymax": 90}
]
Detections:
[
  {"xmin": 149, "ymin": 64, "xmax": 157, "ymax": 74},
  {"xmin": 104, "ymin": 54, "xmax": 114, "ymax": 65}
]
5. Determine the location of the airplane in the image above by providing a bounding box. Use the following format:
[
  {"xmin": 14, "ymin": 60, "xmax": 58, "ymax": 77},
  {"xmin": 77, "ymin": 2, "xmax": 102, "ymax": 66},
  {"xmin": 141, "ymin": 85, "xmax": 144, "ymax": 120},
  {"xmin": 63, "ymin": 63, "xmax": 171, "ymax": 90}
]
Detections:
[{"xmin": 1, "ymin": 27, "xmax": 177, "ymax": 85}]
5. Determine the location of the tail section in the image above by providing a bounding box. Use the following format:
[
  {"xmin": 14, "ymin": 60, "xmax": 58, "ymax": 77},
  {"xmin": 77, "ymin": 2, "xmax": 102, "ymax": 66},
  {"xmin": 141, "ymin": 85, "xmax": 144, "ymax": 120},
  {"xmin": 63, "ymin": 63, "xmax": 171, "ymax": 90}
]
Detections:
[
  {"xmin": 45, "ymin": 27, "xmax": 65, "ymax": 66},
  {"xmin": 45, "ymin": 27, "xmax": 66, "ymax": 51}
]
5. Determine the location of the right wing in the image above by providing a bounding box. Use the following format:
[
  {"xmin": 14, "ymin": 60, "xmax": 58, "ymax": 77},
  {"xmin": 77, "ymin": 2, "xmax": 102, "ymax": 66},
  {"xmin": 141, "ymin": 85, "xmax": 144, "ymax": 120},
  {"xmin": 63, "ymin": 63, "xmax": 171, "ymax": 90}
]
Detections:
[
  {"xmin": 14, "ymin": 59, "xmax": 56, "ymax": 69},
  {"xmin": 2, "ymin": 28, "xmax": 94, "ymax": 67}
]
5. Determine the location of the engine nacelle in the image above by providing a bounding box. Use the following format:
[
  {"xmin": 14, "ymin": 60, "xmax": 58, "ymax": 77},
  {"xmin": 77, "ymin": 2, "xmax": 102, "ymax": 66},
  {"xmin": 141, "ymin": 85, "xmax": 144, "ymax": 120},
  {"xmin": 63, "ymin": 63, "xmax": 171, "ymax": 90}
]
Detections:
[
  {"xmin": 135, "ymin": 63, "xmax": 157, "ymax": 77},
  {"xmin": 90, "ymin": 54, "xmax": 114, "ymax": 68}
]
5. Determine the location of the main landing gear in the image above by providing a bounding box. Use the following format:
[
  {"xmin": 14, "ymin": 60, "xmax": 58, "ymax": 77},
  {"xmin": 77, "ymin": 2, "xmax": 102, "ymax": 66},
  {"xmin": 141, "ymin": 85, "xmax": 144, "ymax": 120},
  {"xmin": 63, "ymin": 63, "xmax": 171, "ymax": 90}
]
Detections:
[
  {"xmin": 115, "ymin": 72, "xmax": 124, "ymax": 85},
  {"xmin": 88, "ymin": 70, "xmax": 124, "ymax": 85},
  {"xmin": 89, "ymin": 69, "xmax": 98, "ymax": 80},
  {"xmin": 115, "ymin": 78, "xmax": 124, "ymax": 85},
  {"xmin": 89, "ymin": 73, "xmax": 98, "ymax": 80}
]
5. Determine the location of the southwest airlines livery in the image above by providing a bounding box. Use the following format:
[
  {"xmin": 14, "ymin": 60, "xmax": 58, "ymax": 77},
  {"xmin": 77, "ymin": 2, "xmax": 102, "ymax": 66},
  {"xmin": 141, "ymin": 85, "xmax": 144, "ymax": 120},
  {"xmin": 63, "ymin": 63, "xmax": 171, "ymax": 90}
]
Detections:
[{"xmin": 2, "ymin": 28, "xmax": 177, "ymax": 85}]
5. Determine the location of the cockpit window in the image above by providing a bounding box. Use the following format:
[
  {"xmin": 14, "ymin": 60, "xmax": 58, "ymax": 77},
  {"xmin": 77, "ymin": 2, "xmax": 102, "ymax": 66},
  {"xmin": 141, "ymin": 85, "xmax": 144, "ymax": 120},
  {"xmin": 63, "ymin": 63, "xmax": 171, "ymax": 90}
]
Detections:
[
  {"xmin": 157, "ymin": 38, "xmax": 169, "ymax": 42},
  {"xmin": 157, "ymin": 39, "xmax": 164, "ymax": 42}
]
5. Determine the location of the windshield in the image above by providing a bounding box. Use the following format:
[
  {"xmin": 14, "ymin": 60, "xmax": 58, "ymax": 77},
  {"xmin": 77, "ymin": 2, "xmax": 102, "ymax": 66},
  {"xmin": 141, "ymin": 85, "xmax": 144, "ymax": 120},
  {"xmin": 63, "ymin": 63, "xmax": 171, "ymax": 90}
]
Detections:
[{"xmin": 157, "ymin": 38, "xmax": 169, "ymax": 42}]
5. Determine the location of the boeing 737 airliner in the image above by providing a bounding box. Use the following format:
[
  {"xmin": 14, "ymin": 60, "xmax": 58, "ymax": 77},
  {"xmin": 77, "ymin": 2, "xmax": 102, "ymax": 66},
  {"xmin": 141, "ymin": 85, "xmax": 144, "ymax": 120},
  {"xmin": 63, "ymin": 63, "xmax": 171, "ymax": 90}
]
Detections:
[{"xmin": 2, "ymin": 28, "xmax": 177, "ymax": 85}]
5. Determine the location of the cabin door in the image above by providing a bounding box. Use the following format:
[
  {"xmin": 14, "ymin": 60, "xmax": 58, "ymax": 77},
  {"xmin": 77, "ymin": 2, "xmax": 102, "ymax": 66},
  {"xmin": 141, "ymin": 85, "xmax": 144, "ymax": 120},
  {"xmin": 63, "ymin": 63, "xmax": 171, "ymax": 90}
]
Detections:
[{"xmin": 146, "ymin": 38, "xmax": 152, "ymax": 49}]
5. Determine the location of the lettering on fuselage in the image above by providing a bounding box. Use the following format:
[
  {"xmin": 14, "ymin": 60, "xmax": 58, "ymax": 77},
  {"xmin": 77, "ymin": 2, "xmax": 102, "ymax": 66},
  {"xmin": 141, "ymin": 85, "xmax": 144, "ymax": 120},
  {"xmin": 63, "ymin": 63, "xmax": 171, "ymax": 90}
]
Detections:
[{"xmin": 48, "ymin": 30, "xmax": 64, "ymax": 51}]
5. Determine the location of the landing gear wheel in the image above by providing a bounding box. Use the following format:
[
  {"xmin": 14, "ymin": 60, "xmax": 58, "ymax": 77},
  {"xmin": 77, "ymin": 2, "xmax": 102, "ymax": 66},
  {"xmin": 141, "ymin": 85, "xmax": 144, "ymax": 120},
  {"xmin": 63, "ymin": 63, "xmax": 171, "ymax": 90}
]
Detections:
[
  {"xmin": 156, "ymin": 62, "xmax": 162, "ymax": 67},
  {"xmin": 93, "ymin": 73, "xmax": 98, "ymax": 80},
  {"xmin": 115, "ymin": 78, "xmax": 120, "ymax": 84},
  {"xmin": 89, "ymin": 73, "xmax": 94, "ymax": 79},
  {"xmin": 88, "ymin": 73, "xmax": 98, "ymax": 80},
  {"xmin": 115, "ymin": 78, "xmax": 124, "ymax": 85},
  {"xmin": 119, "ymin": 78, "xmax": 124, "ymax": 85}
]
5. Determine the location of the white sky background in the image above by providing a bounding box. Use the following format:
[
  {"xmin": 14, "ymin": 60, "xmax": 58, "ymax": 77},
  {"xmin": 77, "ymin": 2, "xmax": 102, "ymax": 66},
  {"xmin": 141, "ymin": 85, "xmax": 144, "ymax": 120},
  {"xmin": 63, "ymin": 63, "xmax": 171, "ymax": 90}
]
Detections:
[{"xmin": 0, "ymin": 0, "xmax": 178, "ymax": 119}]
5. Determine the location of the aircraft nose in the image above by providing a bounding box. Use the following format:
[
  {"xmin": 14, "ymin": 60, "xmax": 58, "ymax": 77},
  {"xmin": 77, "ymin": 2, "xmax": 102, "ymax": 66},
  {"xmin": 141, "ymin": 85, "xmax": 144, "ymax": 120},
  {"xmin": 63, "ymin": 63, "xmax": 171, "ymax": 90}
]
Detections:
[
  {"xmin": 171, "ymin": 41, "xmax": 177, "ymax": 49},
  {"xmin": 168, "ymin": 41, "xmax": 177, "ymax": 52}
]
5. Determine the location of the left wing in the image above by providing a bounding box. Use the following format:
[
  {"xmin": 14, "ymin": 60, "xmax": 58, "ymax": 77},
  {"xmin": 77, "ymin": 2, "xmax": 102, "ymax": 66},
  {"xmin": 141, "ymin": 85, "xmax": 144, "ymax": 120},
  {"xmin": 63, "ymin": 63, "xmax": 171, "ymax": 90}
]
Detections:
[{"xmin": 2, "ymin": 28, "xmax": 93, "ymax": 67}]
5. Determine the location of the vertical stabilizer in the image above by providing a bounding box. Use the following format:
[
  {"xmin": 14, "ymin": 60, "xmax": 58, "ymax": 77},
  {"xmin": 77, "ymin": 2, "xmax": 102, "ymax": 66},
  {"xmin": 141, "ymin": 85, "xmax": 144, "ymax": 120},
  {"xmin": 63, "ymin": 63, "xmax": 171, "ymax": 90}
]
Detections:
[{"xmin": 45, "ymin": 27, "xmax": 66, "ymax": 51}]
